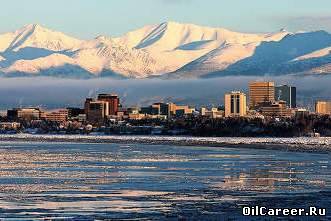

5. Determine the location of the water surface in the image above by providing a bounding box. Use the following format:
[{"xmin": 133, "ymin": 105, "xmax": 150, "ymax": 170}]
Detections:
[{"xmin": 0, "ymin": 142, "xmax": 330, "ymax": 220}]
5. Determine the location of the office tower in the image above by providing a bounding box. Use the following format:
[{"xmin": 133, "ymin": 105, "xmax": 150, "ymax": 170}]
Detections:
[
  {"xmin": 85, "ymin": 98, "xmax": 109, "ymax": 125},
  {"xmin": 275, "ymin": 85, "xmax": 297, "ymax": 108},
  {"xmin": 84, "ymin": 98, "xmax": 93, "ymax": 120},
  {"xmin": 97, "ymin": 94, "xmax": 120, "ymax": 115},
  {"xmin": 315, "ymin": 101, "xmax": 331, "ymax": 115},
  {"xmin": 224, "ymin": 91, "xmax": 247, "ymax": 117},
  {"xmin": 249, "ymin": 82, "xmax": 275, "ymax": 109}
]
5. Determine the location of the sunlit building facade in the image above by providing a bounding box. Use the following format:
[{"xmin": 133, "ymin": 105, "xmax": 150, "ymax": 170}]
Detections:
[
  {"xmin": 44, "ymin": 109, "xmax": 69, "ymax": 122},
  {"xmin": 225, "ymin": 91, "xmax": 247, "ymax": 117},
  {"xmin": 85, "ymin": 99, "xmax": 109, "ymax": 125},
  {"xmin": 97, "ymin": 94, "xmax": 120, "ymax": 116},
  {"xmin": 315, "ymin": 101, "xmax": 331, "ymax": 115},
  {"xmin": 260, "ymin": 101, "xmax": 293, "ymax": 118},
  {"xmin": 249, "ymin": 82, "xmax": 275, "ymax": 109}
]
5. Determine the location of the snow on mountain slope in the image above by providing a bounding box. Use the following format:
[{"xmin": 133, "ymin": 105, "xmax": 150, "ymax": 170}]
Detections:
[
  {"xmin": 113, "ymin": 22, "xmax": 290, "ymax": 74},
  {"xmin": 311, "ymin": 63, "xmax": 331, "ymax": 74},
  {"xmin": 0, "ymin": 22, "xmax": 330, "ymax": 78},
  {"xmin": 124, "ymin": 22, "xmax": 288, "ymax": 51},
  {"xmin": 0, "ymin": 31, "xmax": 16, "ymax": 52},
  {"xmin": 113, "ymin": 24, "xmax": 160, "ymax": 49},
  {"xmin": 73, "ymin": 39, "xmax": 161, "ymax": 78},
  {"xmin": 0, "ymin": 25, "xmax": 163, "ymax": 78},
  {"xmin": 294, "ymin": 47, "xmax": 331, "ymax": 61},
  {"xmin": 203, "ymin": 31, "xmax": 331, "ymax": 78},
  {"xmin": 166, "ymin": 43, "xmax": 258, "ymax": 78},
  {"xmin": 1, "ymin": 24, "xmax": 83, "ymax": 52},
  {"xmin": 3, "ymin": 53, "xmax": 76, "ymax": 74},
  {"xmin": 116, "ymin": 22, "xmax": 290, "ymax": 74}
]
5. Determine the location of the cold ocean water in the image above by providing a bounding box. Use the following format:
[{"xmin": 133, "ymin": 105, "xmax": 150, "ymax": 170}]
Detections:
[{"xmin": 0, "ymin": 141, "xmax": 330, "ymax": 220}]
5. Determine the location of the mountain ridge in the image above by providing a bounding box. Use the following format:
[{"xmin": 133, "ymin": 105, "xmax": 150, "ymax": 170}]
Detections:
[{"xmin": 0, "ymin": 22, "xmax": 330, "ymax": 79}]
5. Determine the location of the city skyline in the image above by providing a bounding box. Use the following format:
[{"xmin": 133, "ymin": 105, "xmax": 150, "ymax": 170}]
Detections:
[
  {"xmin": 3, "ymin": 80, "xmax": 330, "ymax": 137},
  {"xmin": 1, "ymin": 0, "xmax": 330, "ymax": 39},
  {"xmin": 0, "ymin": 76, "xmax": 330, "ymax": 111},
  {"xmin": 0, "ymin": 2, "xmax": 329, "ymax": 219},
  {"xmin": 0, "ymin": 80, "xmax": 318, "ymax": 113}
]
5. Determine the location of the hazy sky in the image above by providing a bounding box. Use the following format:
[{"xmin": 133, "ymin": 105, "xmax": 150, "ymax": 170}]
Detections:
[
  {"xmin": 0, "ymin": 76, "xmax": 329, "ymax": 110},
  {"xmin": 0, "ymin": 0, "xmax": 330, "ymax": 38}
]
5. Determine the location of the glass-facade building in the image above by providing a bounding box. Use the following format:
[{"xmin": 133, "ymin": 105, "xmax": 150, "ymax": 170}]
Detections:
[{"xmin": 275, "ymin": 85, "xmax": 297, "ymax": 108}]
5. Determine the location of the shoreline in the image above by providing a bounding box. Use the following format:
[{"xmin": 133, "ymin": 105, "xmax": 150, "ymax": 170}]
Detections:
[{"xmin": 0, "ymin": 134, "xmax": 330, "ymax": 153}]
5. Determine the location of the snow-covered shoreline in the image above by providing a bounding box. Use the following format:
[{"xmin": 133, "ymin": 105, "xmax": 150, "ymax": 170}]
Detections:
[{"xmin": 0, "ymin": 134, "xmax": 330, "ymax": 153}]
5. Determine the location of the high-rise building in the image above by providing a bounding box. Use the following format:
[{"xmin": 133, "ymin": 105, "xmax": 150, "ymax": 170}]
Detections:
[
  {"xmin": 275, "ymin": 85, "xmax": 297, "ymax": 108},
  {"xmin": 84, "ymin": 98, "xmax": 93, "ymax": 120},
  {"xmin": 249, "ymin": 82, "xmax": 275, "ymax": 109},
  {"xmin": 225, "ymin": 91, "xmax": 247, "ymax": 117},
  {"xmin": 315, "ymin": 101, "xmax": 331, "ymax": 115},
  {"xmin": 85, "ymin": 99, "xmax": 109, "ymax": 125},
  {"xmin": 97, "ymin": 94, "xmax": 120, "ymax": 116}
]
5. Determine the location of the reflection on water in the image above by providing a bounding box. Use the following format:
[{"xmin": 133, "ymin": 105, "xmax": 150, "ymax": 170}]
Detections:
[{"xmin": 0, "ymin": 142, "xmax": 330, "ymax": 220}]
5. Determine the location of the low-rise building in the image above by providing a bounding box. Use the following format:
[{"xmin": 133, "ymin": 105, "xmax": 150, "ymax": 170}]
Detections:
[
  {"xmin": 67, "ymin": 107, "xmax": 85, "ymax": 120},
  {"xmin": 140, "ymin": 102, "xmax": 186, "ymax": 118},
  {"xmin": 315, "ymin": 101, "xmax": 331, "ymax": 115},
  {"xmin": 77, "ymin": 114, "xmax": 87, "ymax": 122},
  {"xmin": 128, "ymin": 113, "xmax": 146, "ymax": 120},
  {"xmin": 7, "ymin": 108, "xmax": 44, "ymax": 121},
  {"xmin": 140, "ymin": 104, "xmax": 161, "ymax": 115},
  {"xmin": 295, "ymin": 108, "xmax": 310, "ymax": 119},
  {"xmin": 205, "ymin": 109, "xmax": 224, "ymax": 119},
  {"xmin": 200, "ymin": 107, "xmax": 224, "ymax": 118},
  {"xmin": 0, "ymin": 122, "xmax": 21, "ymax": 130},
  {"xmin": 175, "ymin": 106, "xmax": 195, "ymax": 117},
  {"xmin": 44, "ymin": 109, "xmax": 69, "ymax": 122},
  {"xmin": 260, "ymin": 101, "xmax": 293, "ymax": 118}
]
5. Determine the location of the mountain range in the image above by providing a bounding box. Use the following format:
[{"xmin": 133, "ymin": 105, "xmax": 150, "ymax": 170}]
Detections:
[{"xmin": 0, "ymin": 22, "xmax": 330, "ymax": 79}]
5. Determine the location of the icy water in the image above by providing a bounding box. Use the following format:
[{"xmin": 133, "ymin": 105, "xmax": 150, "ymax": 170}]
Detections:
[{"xmin": 0, "ymin": 142, "xmax": 330, "ymax": 220}]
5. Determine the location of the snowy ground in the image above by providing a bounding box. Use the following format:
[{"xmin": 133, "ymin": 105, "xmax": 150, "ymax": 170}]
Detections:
[{"xmin": 0, "ymin": 134, "xmax": 330, "ymax": 153}]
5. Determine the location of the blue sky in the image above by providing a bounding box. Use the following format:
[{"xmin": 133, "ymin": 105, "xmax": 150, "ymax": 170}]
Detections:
[{"xmin": 0, "ymin": 0, "xmax": 330, "ymax": 39}]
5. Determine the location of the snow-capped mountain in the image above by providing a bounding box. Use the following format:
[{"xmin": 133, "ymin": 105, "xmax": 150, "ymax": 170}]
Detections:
[
  {"xmin": 0, "ymin": 22, "xmax": 330, "ymax": 79},
  {"xmin": 203, "ymin": 30, "xmax": 331, "ymax": 78},
  {"xmin": 0, "ymin": 24, "xmax": 82, "ymax": 52}
]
